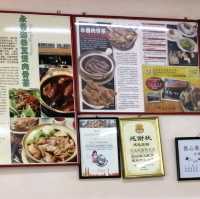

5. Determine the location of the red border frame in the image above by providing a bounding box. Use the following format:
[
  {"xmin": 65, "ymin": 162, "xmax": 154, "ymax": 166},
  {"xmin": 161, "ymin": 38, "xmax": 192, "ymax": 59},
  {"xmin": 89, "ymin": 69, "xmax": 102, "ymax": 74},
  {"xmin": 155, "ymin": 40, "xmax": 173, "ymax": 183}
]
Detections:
[
  {"xmin": 0, "ymin": 10, "xmax": 199, "ymax": 168},
  {"xmin": 72, "ymin": 15, "xmax": 200, "ymax": 115},
  {"xmin": 0, "ymin": 11, "xmax": 78, "ymax": 167}
]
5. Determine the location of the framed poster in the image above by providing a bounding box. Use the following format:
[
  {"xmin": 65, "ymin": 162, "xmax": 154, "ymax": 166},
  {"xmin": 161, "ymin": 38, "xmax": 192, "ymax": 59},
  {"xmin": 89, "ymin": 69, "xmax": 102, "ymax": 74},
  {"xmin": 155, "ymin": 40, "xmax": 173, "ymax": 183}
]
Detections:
[
  {"xmin": 78, "ymin": 118, "xmax": 121, "ymax": 178},
  {"xmin": 74, "ymin": 16, "xmax": 199, "ymax": 113},
  {"xmin": 119, "ymin": 117, "xmax": 164, "ymax": 178},
  {"xmin": 175, "ymin": 137, "xmax": 200, "ymax": 181},
  {"xmin": 0, "ymin": 12, "xmax": 78, "ymax": 166}
]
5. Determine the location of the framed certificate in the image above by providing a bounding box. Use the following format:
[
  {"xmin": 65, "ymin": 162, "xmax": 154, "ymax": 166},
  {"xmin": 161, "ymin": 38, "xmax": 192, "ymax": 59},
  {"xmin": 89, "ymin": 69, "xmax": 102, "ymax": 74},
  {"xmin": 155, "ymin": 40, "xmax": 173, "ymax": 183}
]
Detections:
[
  {"xmin": 175, "ymin": 137, "xmax": 200, "ymax": 181},
  {"xmin": 78, "ymin": 118, "xmax": 121, "ymax": 178},
  {"xmin": 119, "ymin": 117, "xmax": 164, "ymax": 178}
]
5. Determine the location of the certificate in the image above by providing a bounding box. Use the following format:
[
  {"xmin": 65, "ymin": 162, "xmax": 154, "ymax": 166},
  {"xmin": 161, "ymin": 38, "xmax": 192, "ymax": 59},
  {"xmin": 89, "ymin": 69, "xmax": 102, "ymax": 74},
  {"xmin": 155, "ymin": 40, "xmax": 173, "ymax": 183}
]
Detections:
[
  {"xmin": 78, "ymin": 118, "xmax": 121, "ymax": 178},
  {"xmin": 119, "ymin": 117, "xmax": 164, "ymax": 178}
]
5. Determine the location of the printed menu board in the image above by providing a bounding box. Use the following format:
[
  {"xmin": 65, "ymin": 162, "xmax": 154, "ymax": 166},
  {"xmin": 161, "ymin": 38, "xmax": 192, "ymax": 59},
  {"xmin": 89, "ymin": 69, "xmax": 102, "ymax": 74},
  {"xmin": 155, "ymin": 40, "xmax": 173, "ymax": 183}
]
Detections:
[
  {"xmin": 0, "ymin": 13, "xmax": 78, "ymax": 165},
  {"xmin": 75, "ymin": 17, "xmax": 199, "ymax": 113}
]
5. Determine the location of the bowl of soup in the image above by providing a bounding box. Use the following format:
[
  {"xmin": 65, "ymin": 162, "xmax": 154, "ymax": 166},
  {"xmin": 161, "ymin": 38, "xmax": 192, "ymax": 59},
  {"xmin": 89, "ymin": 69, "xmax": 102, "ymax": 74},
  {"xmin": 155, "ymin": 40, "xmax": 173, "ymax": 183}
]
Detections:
[
  {"xmin": 79, "ymin": 52, "xmax": 115, "ymax": 83},
  {"xmin": 40, "ymin": 68, "xmax": 74, "ymax": 116}
]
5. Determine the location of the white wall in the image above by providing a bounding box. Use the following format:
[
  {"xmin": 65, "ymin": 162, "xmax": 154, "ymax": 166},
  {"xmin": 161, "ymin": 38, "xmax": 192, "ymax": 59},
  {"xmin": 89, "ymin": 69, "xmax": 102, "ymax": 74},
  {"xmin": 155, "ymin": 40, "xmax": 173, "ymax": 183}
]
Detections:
[
  {"xmin": 0, "ymin": 0, "xmax": 200, "ymax": 19},
  {"xmin": 0, "ymin": 1, "xmax": 200, "ymax": 199}
]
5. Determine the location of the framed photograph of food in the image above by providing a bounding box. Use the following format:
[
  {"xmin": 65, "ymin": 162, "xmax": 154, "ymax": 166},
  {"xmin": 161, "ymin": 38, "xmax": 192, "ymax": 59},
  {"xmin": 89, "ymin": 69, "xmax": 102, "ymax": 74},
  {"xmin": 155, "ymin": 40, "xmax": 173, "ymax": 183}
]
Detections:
[
  {"xmin": 119, "ymin": 117, "xmax": 164, "ymax": 178},
  {"xmin": 9, "ymin": 117, "xmax": 78, "ymax": 165},
  {"xmin": 175, "ymin": 137, "xmax": 200, "ymax": 181},
  {"xmin": 74, "ymin": 16, "xmax": 199, "ymax": 114},
  {"xmin": 0, "ymin": 11, "xmax": 77, "ymax": 166},
  {"xmin": 78, "ymin": 118, "xmax": 121, "ymax": 178}
]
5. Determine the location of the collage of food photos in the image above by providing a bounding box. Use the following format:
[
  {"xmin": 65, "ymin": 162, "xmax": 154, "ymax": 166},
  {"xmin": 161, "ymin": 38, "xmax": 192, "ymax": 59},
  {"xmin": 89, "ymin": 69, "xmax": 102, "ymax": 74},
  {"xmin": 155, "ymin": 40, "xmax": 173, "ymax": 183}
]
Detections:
[
  {"xmin": 167, "ymin": 22, "xmax": 198, "ymax": 66},
  {"xmin": 76, "ymin": 18, "xmax": 143, "ymax": 112},
  {"xmin": 143, "ymin": 66, "xmax": 200, "ymax": 113},
  {"xmin": 75, "ymin": 18, "xmax": 199, "ymax": 113},
  {"xmin": 0, "ymin": 13, "xmax": 77, "ymax": 165},
  {"xmin": 0, "ymin": 12, "xmax": 200, "ymax": 167}
]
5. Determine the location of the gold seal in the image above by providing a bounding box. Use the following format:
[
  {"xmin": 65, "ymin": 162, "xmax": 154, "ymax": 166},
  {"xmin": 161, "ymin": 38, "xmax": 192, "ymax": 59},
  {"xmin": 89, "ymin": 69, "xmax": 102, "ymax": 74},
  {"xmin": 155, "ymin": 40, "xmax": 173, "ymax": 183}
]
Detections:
[{"xmin": 135, "ymin": 123, "xmax": 144, "ymax": 133}]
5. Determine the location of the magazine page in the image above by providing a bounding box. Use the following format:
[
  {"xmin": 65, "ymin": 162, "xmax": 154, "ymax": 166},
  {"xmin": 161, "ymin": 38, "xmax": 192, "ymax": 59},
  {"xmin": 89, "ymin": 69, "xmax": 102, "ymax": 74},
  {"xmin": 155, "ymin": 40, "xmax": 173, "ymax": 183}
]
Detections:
[
  {"xmin": 75, "ymin": 17, "xmax": 199, "ymax": 113},
  {"xmin": 0, "ymin": 13, "xmax": 77, "ymax": 165}
]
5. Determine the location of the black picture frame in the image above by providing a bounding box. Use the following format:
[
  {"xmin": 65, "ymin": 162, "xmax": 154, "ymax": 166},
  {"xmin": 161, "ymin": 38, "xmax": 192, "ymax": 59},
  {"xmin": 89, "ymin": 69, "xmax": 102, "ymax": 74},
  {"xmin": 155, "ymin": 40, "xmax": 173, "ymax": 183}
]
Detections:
[
  {"xmin": 175, "ymin": 137, "xmax": 200, "ymax": 181},
  {"xmin": 78, "ymin": 117, "xmax": 121, "ymax": 179}
]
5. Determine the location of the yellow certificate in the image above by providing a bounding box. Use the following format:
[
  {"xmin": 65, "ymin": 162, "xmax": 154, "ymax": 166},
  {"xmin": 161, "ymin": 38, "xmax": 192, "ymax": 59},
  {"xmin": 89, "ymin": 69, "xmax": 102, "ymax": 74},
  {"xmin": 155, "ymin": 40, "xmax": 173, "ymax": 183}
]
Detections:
[{"xmin": 119, "ymin": 117, "xmax": 164, "ymax": 178}]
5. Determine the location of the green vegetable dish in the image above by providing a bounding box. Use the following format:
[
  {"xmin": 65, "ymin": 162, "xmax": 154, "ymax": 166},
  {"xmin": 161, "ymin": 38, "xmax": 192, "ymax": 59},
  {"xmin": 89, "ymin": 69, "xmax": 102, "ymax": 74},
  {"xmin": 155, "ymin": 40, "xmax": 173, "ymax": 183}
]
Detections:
[
  {"xmin": 179, "ymin": 38, "xmax": 195, "ymax": 51},
  {"xmin": 9, "ymin": 89, "xmax": 41, "ymax": 117}
]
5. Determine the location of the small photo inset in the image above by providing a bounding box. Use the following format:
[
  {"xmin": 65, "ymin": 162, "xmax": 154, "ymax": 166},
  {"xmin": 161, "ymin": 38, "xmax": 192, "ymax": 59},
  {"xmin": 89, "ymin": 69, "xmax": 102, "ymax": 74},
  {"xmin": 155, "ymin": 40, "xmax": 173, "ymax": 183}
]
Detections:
[
  {"xmin": 39, "ymin": 42, "xmax": 71, "ymax": 70},
  {"xmin": 162, "ymin": 79, "xmax": 189, "ymax": 101},
  {"xmin": 10, "ymin": 117, "xmax": 39, "ymax": 163},
  {"xmin": 9, "ymin": 88, "xmax": 41, "ymax": 118},
  {"xmin": 167, "ymin": 23, "xmax": 198, "ymax": 66},
  {"xmin": 147, "ymin": 92, "xmax": 161, "ymax": 102}
]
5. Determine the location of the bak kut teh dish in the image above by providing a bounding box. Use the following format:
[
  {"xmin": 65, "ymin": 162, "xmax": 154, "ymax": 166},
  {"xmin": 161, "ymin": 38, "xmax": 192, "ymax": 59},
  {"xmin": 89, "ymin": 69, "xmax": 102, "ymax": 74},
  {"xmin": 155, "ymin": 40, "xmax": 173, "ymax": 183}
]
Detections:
[
  {"xmin": 107, "ymin": 27, "xmax": 137, "ymax": 51},
  {"xmin": 11, "ymin": 117, "xmax": 39, "ymax": 132},
  {"xmin": 79, "ymin": 52, "xmax": 114, "ymax": 83},
  {"xmin": 23, "ymin": 124, "xmax": 77, "ymax": 163},
  {"xmin": 82, "ymin": 80, "xmax": 116, "ymax": 109},
  {"xmin": 40, "ymin": 68, "xmax": 74, "ymax": 114},
  {"xmin": 180, "ymin": 86, "xmax": 200, "ymax": 112}
]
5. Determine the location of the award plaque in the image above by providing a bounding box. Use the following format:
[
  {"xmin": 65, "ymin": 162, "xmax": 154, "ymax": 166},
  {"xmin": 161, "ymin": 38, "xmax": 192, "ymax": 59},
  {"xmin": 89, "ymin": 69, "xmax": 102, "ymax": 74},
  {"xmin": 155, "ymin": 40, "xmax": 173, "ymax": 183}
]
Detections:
[{"xmin": 119, "ymin": 117, "xmax": 164, "ymax": 178}]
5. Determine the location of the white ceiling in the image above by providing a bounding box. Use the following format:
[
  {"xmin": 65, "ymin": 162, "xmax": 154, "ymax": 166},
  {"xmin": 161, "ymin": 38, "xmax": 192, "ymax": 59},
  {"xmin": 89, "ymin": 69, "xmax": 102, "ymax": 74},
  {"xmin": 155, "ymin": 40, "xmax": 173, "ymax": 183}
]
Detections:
[{"xmin": 0, "ymin": 0, "xmax": 200, "ymax": 19}]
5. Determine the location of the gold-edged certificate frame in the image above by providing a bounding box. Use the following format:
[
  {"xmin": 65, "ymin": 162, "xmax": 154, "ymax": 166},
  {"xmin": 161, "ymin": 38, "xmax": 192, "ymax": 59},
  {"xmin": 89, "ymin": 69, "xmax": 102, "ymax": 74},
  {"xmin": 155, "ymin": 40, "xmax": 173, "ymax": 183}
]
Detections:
[{"xmin": 119, "ymin": 117, "xmax": 164, "ymax": 178}]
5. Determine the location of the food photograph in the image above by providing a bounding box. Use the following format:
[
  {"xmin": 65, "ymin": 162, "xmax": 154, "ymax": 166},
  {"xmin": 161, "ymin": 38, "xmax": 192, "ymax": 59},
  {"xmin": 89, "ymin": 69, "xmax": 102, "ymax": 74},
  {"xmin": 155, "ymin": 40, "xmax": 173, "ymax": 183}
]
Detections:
[
  {"xmin": 10, "ymin": 117, "xmax": 77, "ymax": 164},
  {"xmin": 9, "ymin": 89, "xmax": 41, "ymax": 118},
  {"xmin": 39, "ymin": 43, "xmax": 74, "ymax": 117},
  {"xmin": 143, "ymin": 65, "xmax": 200, "ymax": 113},
  {"xmin": 78, "ymin": 23, "xmax": 138, "ymax": 111},
  {"xmin": 40, "ymin": 68, "xmax": 74, "ymax": 116},
  {"xmin": 167, "ymin": 22, "xmax": 198, "ymax": 66},
  {"xmin": 106, "ymin": 27, "xmax": 137, "ymax": 51},
  {"xmin": 79, "ymin": 50, "xmax": 116, "ymax": 110},
  {"xmin": 145, "ymin": 78, "xmax": 200, "ymax": 112}
]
